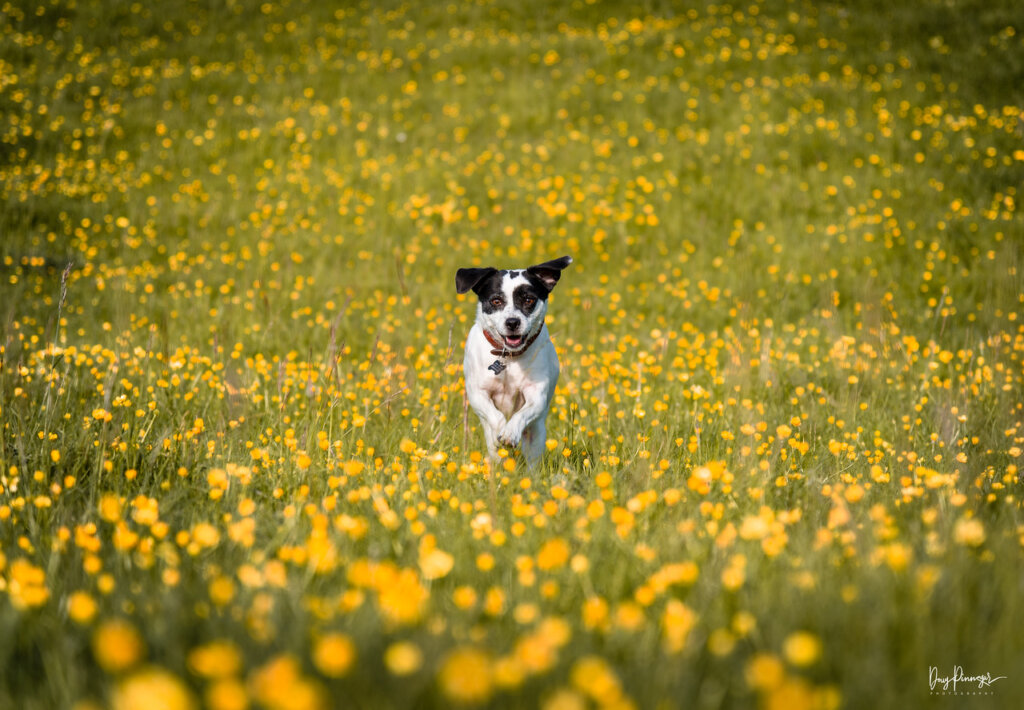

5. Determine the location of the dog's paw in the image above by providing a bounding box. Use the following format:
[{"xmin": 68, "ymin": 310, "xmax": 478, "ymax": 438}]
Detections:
[
  {"xmin": 497, "ymin": 433, "xmax": 521, "ymax": 448},
  {"xmin": 498, "ymin": 421, "xmax": 524, "ymax": 448}
]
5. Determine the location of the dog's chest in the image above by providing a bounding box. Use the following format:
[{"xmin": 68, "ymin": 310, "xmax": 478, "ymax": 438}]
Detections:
[{"xmin": 481, "ymin": 361, "xmax": 533, "ymax": 417}]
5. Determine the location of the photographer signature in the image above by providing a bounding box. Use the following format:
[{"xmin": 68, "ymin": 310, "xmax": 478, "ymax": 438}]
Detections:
[{"xmin": 930, "ymin": 666, "xmax": 1006, "ymax": 693}]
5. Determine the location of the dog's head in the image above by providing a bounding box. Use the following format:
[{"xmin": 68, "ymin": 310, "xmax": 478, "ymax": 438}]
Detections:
[{"xmin": 456, "ymin": 255, "xmax": 573, "ymax": 354}]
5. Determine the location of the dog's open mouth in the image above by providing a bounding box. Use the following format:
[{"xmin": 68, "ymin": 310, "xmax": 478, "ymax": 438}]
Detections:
[{"xmin": 503, "ymin": 334, "xmax": 524, "ymax": 349}]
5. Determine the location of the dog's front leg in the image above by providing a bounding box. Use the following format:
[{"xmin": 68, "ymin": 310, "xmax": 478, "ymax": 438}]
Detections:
[
  {"xmin": 466, "ymin": 385, "xmax": 507, "ymax": 459},
  {"xmin": 498, "ymin": 382, "xmax": 550, "ymax": 453}
]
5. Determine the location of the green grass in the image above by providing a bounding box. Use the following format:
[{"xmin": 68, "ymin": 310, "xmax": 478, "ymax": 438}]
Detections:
[{"xmin": 1, "ymin": 0, "xmax": 1022, "ymax": 708}]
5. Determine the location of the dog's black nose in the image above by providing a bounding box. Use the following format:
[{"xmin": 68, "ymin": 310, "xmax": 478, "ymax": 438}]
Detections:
[{"xmin": 505, "ymin": 317, "xmax": 521, "ymax": 332}]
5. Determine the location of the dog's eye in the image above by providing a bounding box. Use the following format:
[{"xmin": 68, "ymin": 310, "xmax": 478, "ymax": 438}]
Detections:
[
  {"xmin": 523, "ymin": 297, "xmax": 535, "ymax": 307},
  {"xmin": 490, "ymin": 297, "xmax": 503, "ymax": 307}
]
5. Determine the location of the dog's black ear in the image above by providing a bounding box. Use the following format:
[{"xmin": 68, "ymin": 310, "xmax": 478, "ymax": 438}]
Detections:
[
  {"xmin": 456, "ymin": 267, "xmax": 498, "ymax": 295},
  {"xmin": 526, "ymin": 255, "xmax": 573, "ymax": 292}
]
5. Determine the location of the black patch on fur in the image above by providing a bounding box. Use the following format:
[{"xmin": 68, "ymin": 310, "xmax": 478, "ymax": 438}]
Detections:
[
  {"xmin": 513, "ymin": 282, "xmax": 544, "ymax": 313},
  {"xmin": 463, "ymin": 269, "xmax": 508, "ymax": 314},
  {"xmin": 455, "ymin": 266, "xmax": 497, "ymax": 295}
]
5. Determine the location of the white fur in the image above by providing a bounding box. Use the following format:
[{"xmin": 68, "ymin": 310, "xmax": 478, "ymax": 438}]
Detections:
[{"xmin": 463, "ymin": 320, "xmax": 559, "ymax": 465}]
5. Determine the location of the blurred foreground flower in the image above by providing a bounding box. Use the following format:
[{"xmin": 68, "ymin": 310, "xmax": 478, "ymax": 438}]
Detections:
[
  {"xmin": 662, "ymin": 600, "xmax": 698, "ymax": 653},
  {"xmin": 311, "ymin": 633, "xmax": 356, "ymax": 677},
  {"xmin": 7, "ymin": 558, "xmax": 50, "ymax": 610},
  {"xmin": 570, "ymin": 656, "xmax": 627, "ymax": 706},
  {"xmin": 384, "ymin": 641, "xmax": 423, "ymax": 676},
  {"xmin": 746, "ymin": 653, "xmax": 786, "ymax": 691},
  {"xmin": 419, "ymin": 547, "xmax": 455, "ymax": 580},
  {"xmin": 93, "ymin": 619, "xmax": 145, "ymax": 673},
  {"xmin": 953, "ymin": 517, "xmax": 986, "ymax": 547},
  {"xmin": 782, "ymin": 631, "xmax": 823, "ymax": 667},
  {"xmin": 536, "ymin": 537, "xmax": 571, "ymax": 571},
  {"xmin": 187, "ymin": 640, "xmax": 243, "ymax": 678},
  {"xmin": 112, "ymin": 667, "xmax": 195, "ymax": 710},
  {"xmin": 438, "ymin": 646, "xmax": 494, "ymax": 704},
  {"xmin": 249, "ymin": 654, "xmax": 325, "ymax": 710},
  {"xmin": 68, "ymin": 591, "xmax": 98, "ymax": 624}
]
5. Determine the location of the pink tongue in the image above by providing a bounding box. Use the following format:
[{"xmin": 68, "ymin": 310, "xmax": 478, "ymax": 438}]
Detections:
[{"xmin": 506, "ymin": 336, "xmax": 522, "ymax": 346}]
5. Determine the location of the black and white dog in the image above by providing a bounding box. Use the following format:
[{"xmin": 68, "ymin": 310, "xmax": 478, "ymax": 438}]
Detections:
[{"xmin": 456, "ymin": 256, "xmax": 573, "ymax": 465}]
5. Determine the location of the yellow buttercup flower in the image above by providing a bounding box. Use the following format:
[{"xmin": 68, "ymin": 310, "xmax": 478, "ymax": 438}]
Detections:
[
  {"xmin": 661, "ymin": 599, "xmax": 698, "ymax": 653},
  {"xmin": 208, "ymin": 576, "xmax": 236, "ymax": 606},
  {"xmin": 191, "ymin": 522, "xmax": 221, "ymax": 548},
  {"xmin": 68, "ymin": 591, "xmax": 98, "ymax": 624},
  {"xmin": 536, "ymin": 537, "xmax": 570, "ymax": 571},
  {"xmin": 384, "ymin": 641, "xmax": 423, "ymax": 676},
  {"xmin": 782, "ymin": 631, "xmax": 823, "ymax": 667},
  {"xmin": 7, "ymin": 558, "xmax": 49, "ymax": 610},
  {"xmin": 376, "ymin": 569, "xmax": 428, "ymax": 626},
  {"xmin": 342, "ymin": 460, "xmax": 365, "ymax": 476},
  {"xmin": 419, "ymin": 547, "xmax": 454, "ymax": 580},
  {"xmin": 112, "ymin": 667, "xmax": 195, "ymax": 710},
  {"xmin": 582, "ymin": 597, "xmax": 609, "ymax": 632},
  {"xmin": 204, "ymin": 678, "xmax": 248, "ymax": 710},
  {"xmin": 248, "ymin": 654, "xmax": 325, "ymax": 710},
  {"xmin": 92, "ymin": 618, "xmax": 145, "ymax": 673},
  {"xmin": 311, "ymin": 633, "xmax": 356, "ymax": 678},
  {"xmin": 452, "ymin": 586, "xmax": 477, "ymax": 609},
  {"xmin": 570, "ymin": 656, "xmax": 623, "ymax": 705},
  {"xmin": 745, "ymin": 653, "xmax": 785, "ymax": 691},
  {"xmin": 953, "ymin": 517, "xmax": 985, "ymax": 547},
  {"xmin": 187, "ymin": 640, "xmax": 242, "ymax": 679},
  {"xmin": 438, "ymin": 647, "xmax": 493, "ymax": 704},
  {"xmin": 542, "ymin": 688, "xmax": 587, "ymax": 710}
]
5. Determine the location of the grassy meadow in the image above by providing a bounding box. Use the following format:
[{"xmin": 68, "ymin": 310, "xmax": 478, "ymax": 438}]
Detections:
[{"xmin": 2, "ymin": 0, "xmax": 1023, "ymax": 707}]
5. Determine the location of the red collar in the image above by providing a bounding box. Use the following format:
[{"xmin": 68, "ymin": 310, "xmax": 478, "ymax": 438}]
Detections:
[{"xmin": 482, "ymin": 327, "xmax": 542, "ymax": 357}]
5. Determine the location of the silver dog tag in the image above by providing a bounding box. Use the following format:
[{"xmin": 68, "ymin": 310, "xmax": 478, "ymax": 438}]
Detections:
[{"xmin": 488, "ymin": 359, "xmax": 506, "ymax": 375}]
